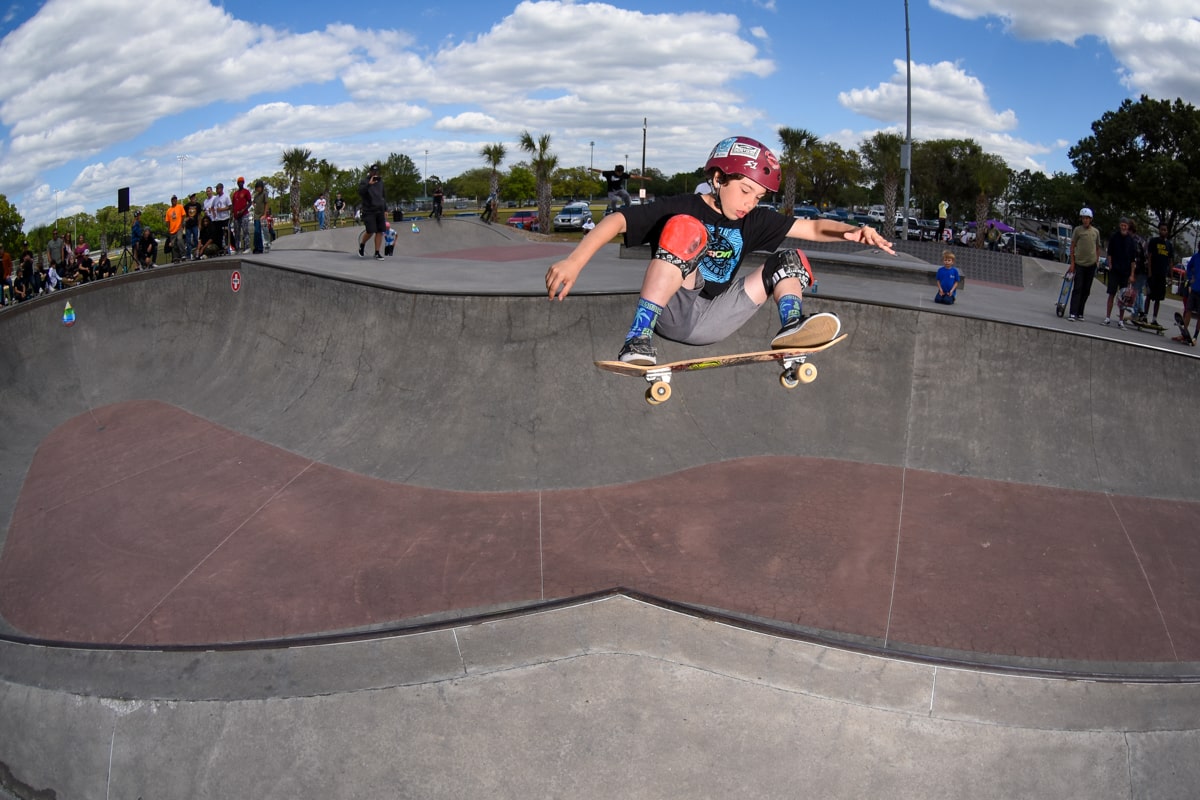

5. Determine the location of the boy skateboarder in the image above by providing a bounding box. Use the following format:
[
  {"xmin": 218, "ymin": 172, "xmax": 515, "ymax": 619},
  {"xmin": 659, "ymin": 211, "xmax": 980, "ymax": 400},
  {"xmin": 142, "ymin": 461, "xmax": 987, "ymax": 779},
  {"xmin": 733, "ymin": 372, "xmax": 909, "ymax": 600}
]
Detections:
[{"xmin": 546, "ymin": 136, "xmax": 895, "ymax": 365}]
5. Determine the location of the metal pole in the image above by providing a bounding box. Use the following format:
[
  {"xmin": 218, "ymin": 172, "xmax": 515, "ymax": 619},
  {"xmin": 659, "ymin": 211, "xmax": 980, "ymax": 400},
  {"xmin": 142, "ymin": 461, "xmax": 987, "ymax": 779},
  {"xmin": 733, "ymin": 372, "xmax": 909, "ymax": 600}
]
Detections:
[
  {"xmin": 640, "ymin": 119, "xmax": 647, "ymax": 202},
  {"xmin": 901, "ymin": 0, "xmax": 913, "ymax": 242}
]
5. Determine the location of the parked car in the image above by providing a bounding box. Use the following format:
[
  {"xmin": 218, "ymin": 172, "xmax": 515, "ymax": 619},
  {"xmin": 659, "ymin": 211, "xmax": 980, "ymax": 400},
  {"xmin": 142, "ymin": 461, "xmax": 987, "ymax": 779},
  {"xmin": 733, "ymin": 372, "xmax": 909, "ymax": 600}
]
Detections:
[
  {"xmin": 553, "ymin": 203, "xmax": 592, "ymax": 232},
  {"xmin": 1008, "ymin": 233, "xmax": 1055, "ymax": 258},
  {"xmin": 894, "ymin": 217, "xmax": 922, "ymax": 240},
  {"xmin": 506, "ymin": 210, "xmax": 540, "ymax": 231},
  {"xmin": 793, "ymin": 205, "xmax": 820, "ymax": 219}
]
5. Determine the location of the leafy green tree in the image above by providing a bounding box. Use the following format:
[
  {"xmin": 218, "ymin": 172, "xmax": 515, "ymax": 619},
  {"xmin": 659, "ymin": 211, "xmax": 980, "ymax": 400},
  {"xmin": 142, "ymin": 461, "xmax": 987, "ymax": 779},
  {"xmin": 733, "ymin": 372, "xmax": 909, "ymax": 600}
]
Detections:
[
  {"xmin": 451, "ymin": 167, "xmax": 496, "ymax": 202},
  {"xmin": 480, "ymin": 143, "xmax": 507, "ymax": 201},
  {"xmin": 777, "ymin": 127, "xmax": 819, "ymax": 215},
  {"xmin": 1069, "ymin": 95, "xmax": 1200, "ymax": 237},
  {"xmin": 807, "ymin": 141, "xmax": 860, "ymax": 210},
  {"xmin": 503, "ymin": 165, "xmax": 536, "ymax": 205},
  {"xmin": 280, "ymin": 147, "xmax": 314, "ymax": 230},
  {"xmin": 382, "ymin": 152, "xmax": 422, "ymax": 204},
  {"xmin": 858, "ymin": 132, "xmax": 905, "ymax": 227},
  {"xmin": 518, "ymin": 131, "xmax": 558, "ymax": 231}
]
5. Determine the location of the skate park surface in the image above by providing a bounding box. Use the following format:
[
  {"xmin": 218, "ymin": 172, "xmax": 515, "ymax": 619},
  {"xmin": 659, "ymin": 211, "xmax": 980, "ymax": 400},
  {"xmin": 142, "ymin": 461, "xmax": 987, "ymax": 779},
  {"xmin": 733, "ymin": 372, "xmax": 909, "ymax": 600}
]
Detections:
[{"xmin": 1, "ymin": 217, "xmax": 1198, "ymax": 798}]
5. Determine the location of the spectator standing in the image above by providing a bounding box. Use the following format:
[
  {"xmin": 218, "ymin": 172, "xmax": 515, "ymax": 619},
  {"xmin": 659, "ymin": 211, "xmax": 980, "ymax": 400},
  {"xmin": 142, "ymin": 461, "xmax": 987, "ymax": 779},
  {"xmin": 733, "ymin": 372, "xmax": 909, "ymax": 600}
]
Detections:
[
  {"xmin": 46, "ymin": 229, "xmax": 70, "ymax": 276},
  {"xmin": 1105, "ymin": 218, "xmax": 1137, "ymax": 327},
  {"xmin": 252, "ymin": 180, "xmax": 269, "ymax": 254},
  {"xmin": 1067, "ymin": 208, "xmax": 1102, "ymax": 321},
  {"xmin": 333, "ymin": 193, "xmax": 346, "ymax": 227},
  {"xmin": 130, "ymin": 210, "xmax": 144, "ymax": 252},
  {"xmin": 183, "ymin": 194, "xmax": 201, "ymax": 260},
  {"xmin": 357, "ymin": 163, "xmax": 387, "ymax": 261},
  {"xmin": 165, "ymin": 195, "xmax": 186, "ymax": 263},
  {"xmin": 313, "ymin": 193, "xmax": 327, "ymax": 230},
  {"xmin": 209, "ymin": 183, "xmax": 233, "ymax": 253},
  {"xmin": 1, "ymin": 247, "xmax": 11, "ymax": 306},
  {"xmin": 1173, "ymin": 244, "xmax": 1200, "ymax": 344},
  {"xmin": 1144, "ymin": 223, "xmax": 1174, "ymax": 325},
  {"xmin": 984, "ymin": 222, "xmax": 1001, "ymax": 252},
  {"xmin": 230, "ymin": 178, "xmax": 253, "ymax": 253},
  {"xmin": 937, "ymin": 200, "xmax": 949, "ymax": 241}
]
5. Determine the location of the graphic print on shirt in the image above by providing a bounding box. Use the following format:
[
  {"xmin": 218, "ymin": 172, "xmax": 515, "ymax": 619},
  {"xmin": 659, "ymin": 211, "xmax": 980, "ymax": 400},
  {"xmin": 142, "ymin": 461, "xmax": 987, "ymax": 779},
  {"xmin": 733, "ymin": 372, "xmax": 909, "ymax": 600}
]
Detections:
[{"xmin": 696, "ymin": 224, "xmax": 744, "ymax": 285}]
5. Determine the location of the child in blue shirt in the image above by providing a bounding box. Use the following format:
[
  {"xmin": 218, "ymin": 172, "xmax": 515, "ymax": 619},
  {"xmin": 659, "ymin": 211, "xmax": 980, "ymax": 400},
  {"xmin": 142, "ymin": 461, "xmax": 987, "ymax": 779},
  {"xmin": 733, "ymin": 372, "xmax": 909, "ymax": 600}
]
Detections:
[{"xmin": 934, "ymin": 250, "xmax": 961, "ymax": 304}]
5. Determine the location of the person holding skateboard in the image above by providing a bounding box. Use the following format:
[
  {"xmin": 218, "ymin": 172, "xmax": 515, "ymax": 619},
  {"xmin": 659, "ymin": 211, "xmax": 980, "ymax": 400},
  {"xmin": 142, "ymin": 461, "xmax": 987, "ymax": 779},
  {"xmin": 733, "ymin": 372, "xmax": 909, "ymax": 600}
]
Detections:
[
  {"xmin": 1067, "ymin": 208, "xmax": 1101, "ymax": 321},
  {"xmin": 1174, "ymin": 244, "xmax": 1199, "ymax": 345},
  {"xmin": 546, "ymin": 136, "xmax": 895, "ymax": 366}
]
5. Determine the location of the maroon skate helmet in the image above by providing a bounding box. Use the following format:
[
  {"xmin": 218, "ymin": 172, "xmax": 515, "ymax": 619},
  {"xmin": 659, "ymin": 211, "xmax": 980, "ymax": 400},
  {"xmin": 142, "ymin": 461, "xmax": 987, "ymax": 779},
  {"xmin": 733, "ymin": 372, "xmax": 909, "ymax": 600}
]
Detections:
[{"xmin": 704, "ymin": 136, "xmax": 780, "ymax": 192}]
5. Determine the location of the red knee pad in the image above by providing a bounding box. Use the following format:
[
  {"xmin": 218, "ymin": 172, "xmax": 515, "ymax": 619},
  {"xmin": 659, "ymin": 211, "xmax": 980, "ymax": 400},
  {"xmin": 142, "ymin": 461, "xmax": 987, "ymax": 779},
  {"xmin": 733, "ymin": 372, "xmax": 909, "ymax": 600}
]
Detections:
[{"xmin": 654, "ymin": 215, "xmax": 708, "ymax": 276}]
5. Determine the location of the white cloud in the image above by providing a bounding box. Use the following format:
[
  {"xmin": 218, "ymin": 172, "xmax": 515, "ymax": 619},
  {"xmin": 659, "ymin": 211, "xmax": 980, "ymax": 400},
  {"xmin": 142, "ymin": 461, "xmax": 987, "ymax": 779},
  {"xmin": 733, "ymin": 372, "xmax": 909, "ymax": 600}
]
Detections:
[
  {"xmin": 930, "ymin": 0, "xmax": 1200, "ymax": 102},
  {"xmin": 838, "ymin": 59, "xmax": 1058, "ymax": 171}
]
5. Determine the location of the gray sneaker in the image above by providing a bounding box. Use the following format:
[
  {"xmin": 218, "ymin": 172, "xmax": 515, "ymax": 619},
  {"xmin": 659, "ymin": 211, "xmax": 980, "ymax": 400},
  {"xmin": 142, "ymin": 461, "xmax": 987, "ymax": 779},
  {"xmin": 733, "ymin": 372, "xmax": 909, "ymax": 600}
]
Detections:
[
  {"xmin": 618, "ymin": 335, "xmax": 657, "ymax": 366},
  {"xmin": 772, "ymin": 312, "xmax": 841, "ymax": 348}
]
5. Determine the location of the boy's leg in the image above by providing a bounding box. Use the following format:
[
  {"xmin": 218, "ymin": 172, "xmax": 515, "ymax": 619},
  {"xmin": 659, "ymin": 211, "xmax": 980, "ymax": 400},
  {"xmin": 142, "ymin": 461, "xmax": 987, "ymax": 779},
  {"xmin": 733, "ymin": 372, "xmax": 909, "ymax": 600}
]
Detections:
[
  {"xmin": 751, "ymin": 250, "xmax": 840, "ymax": 348},
  {"xmin": 617, "ymin": 215, "xmax": 707, "ymax": 364}
]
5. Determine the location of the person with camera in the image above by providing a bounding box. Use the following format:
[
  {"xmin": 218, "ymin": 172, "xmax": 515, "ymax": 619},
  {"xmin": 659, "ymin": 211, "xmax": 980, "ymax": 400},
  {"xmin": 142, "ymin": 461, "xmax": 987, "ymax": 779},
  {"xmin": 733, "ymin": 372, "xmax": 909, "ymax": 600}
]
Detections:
[{"xmin": 357, "ymin": 163, "xmax": 387, "ymax": 261}]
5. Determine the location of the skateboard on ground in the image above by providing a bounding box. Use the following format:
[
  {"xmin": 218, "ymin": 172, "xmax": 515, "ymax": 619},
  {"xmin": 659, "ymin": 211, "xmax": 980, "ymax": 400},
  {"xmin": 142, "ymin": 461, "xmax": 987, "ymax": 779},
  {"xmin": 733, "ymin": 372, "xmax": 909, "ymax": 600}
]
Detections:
[
  {"xmin": 1126, "ymin": 316, "xmax": 1166, "ymax": 336},
  {"xmin": 1175, "ymin": 312, "xmax": 1195, "ymax": 346},
  {"xmin": 1055, "ymin": 271, "xmax": 1073, "ymax": 317},
  {"xmin": 596, "ymin": 335, "xmax": 847, "ymax": 405}
]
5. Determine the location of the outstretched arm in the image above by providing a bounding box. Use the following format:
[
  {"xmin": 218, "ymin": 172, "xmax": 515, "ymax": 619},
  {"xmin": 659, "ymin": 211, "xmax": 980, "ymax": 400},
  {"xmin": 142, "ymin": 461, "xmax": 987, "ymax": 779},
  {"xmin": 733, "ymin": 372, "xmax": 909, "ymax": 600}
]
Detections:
[
  {"xmin": 786, "ymin": 218, "xmax": 895, "ymax": 254},
  {"xmin": 545, "ymin": 212, "xmax": 627, "ymax": 300}
]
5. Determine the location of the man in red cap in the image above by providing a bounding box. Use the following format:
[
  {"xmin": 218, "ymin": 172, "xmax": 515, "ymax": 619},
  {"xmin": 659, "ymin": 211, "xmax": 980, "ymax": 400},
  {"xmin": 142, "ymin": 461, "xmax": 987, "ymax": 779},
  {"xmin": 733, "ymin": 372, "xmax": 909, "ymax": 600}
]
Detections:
[{"xmin": 230, "ymin": 177, "xmax": 253, "ymax": 254}]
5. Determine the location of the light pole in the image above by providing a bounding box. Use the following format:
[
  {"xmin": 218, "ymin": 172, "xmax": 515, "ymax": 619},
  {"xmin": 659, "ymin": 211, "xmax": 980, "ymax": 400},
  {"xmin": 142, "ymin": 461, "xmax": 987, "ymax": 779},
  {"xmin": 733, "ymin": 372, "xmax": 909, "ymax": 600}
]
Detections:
[
  {"xmin": 177, "ymin": 154, "xmax": 190, "ymax": 197},
  {"xmin": 901, "ymin": 0, "xmax": 913, "ymax": 242},
  {"xmin": 424, "ymin": 150, "xmax": 429, "ymax": 207},
  {"xmin": 589, "ymin": 141, "xmax": 595, "ymax": 202}
]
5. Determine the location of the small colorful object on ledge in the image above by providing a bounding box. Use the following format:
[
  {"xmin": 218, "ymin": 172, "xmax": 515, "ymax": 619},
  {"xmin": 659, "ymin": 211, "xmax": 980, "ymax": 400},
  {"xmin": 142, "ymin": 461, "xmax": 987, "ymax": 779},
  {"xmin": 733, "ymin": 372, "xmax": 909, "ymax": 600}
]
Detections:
[{"xmin": 62, "ymin": 302, "xmax": 75, "ymax": 327}]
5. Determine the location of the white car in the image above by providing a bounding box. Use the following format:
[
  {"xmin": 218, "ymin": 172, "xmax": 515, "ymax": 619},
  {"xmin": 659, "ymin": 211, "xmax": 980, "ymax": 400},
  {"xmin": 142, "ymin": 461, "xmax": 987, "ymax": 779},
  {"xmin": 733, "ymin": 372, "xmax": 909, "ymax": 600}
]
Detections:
[{"xmin": 553, "ymin": 203, "xmax": 593, "ymax": 232}]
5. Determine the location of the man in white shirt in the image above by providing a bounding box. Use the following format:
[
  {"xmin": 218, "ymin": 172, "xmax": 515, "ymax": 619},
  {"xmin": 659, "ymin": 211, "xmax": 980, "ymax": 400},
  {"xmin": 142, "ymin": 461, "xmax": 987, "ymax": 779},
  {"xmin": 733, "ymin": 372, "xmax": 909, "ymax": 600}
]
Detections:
[{"xmin": 209, "ymin": 183, "xmax": 233, "ymax": 253}]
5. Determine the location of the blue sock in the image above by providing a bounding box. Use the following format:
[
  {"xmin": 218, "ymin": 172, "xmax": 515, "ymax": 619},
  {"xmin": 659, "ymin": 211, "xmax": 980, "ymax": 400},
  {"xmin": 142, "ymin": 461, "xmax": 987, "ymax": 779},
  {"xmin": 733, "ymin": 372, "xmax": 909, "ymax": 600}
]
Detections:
[
  {"xmin": 626, "ymin": 297, "xmax": 663, "ymax": 341},
  {"xmin": 778, "ymin": 294, "xmax": 802, "ymax": 326}
]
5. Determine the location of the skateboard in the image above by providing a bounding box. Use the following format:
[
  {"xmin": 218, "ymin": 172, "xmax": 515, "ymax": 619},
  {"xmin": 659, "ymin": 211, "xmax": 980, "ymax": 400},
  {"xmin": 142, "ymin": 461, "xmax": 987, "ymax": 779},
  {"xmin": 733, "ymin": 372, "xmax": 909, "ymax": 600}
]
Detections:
[
  {"xmin": 1175, "ymin": 312, "xmax": 1195, "ymax": 346},
  {"xmin": 1055, "ymin": 271, "xmax": 1073, "ymax": 317},
  {"xmin": 1126, "ymin": 316, "xmax": 1166, "ymax": 336},
  {"xmin": 596, "ymin": 335, "xmax": 847, "ymax": 405}
]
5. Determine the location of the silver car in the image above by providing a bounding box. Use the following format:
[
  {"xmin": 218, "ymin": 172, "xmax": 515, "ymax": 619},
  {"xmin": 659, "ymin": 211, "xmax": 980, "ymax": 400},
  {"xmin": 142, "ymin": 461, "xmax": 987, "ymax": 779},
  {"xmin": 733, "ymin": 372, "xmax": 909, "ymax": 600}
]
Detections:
[{"xmin": 553, "ymin": 203, "xmax": 593, "ymax": 232}]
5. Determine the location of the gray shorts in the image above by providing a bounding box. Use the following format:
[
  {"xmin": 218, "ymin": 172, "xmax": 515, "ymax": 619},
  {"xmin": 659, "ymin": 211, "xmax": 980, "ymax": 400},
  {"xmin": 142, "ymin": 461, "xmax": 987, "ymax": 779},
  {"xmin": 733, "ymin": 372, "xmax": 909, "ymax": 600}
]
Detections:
[{"xmin": 656, "ymin": 275, "xmax": 762, "ymax": 345}]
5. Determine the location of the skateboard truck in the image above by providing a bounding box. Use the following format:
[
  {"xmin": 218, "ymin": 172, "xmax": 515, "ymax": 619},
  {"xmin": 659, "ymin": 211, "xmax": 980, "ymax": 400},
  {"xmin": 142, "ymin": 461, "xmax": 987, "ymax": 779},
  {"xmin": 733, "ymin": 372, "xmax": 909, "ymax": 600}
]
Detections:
[{"xmin": 639, "ymin": 353, "xmax": 817, "ymax": 405}]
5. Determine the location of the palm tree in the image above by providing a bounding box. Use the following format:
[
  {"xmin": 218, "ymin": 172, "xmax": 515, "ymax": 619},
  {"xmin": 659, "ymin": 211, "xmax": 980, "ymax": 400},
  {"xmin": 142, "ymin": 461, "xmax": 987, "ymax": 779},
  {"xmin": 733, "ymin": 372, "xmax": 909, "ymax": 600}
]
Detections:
[
  {"xmin": 859, "ymin": 132, "xmax": 905, "ymax": 232},
  {"xmin": 280, "ymin": 147, "xmax": 313, "ymax": 233},
  {"xmin": 965, "ymin": 149, "xmax": 1011, "ymax": 248},
  {"xmin": 777, "ymin": 127, "xmax": 819, "ymax": 216},
  {"xmin": 480, "ymin": 143, "xmax": 506, "ymax": 201},
  {"xmin": 518, "ymin": 131, "xmax": 557, "ymax": 232}
]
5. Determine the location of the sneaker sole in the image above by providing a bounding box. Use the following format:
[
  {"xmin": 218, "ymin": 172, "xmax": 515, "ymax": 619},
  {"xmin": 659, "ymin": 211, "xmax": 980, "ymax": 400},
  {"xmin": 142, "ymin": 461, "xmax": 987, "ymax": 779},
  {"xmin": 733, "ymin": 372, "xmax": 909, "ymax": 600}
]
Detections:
[{"xmin": 772, "ymin": 313, "xmax": 841, "ymax": 349}]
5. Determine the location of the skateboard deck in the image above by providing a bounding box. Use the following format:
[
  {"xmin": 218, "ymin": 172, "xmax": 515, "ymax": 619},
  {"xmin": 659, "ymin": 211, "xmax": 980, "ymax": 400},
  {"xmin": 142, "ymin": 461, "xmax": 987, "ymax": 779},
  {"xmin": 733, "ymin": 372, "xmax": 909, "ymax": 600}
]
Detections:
[
  {"xmin": 1055, "ymin": 271, "xmax": 1073, "ymax": 317},
  {"xmin": 1175, "ymin": 312, "xmax": 1195, "ymax": 346},
  {"xmin": 596, "ymin": 335, "xmax": 847, "ymax": 405},
  {"xmin": 1126, "ymin": 316, "xmax": 1165, "ymax": 336}
]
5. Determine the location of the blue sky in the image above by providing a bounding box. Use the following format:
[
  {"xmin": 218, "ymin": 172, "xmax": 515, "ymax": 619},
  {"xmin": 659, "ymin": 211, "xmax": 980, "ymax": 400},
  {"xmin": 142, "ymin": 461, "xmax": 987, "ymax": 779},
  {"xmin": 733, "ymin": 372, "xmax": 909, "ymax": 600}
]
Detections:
[{"xmin": 1, "ymin": 0, "xmax": 1197, "ymax": 229}]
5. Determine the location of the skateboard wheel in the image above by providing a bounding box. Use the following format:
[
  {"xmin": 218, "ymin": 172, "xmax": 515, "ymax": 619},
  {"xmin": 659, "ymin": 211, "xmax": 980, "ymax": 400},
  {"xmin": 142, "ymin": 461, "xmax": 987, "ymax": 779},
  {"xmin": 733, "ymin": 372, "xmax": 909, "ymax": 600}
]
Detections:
[
  {"xmin": 798, "ymin": 363, "xmax": 818, "ymax": 384},
  {"xmin": 780, "ymin": 370, "xmax": 800, "ymax": 389},
  {"xmin": 1056, "ymin": 305, "xmax": 1064, "ymax": 318},
  {"xmin": 646, "ymin": 381, "xmax": 672, "ymax": 405}
]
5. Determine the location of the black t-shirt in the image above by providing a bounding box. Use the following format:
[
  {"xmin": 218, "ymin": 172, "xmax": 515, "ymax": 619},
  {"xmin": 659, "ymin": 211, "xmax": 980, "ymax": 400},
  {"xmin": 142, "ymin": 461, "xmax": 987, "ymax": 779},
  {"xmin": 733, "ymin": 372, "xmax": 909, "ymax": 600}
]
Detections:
[
  {"xmin": 1146, "ymin": 236, "xmax": 1174, "ymax": 280},
  {"xmin": 1107, "ymin": 232, "xmax": 1137, "ymax": 276},
  {"xmin": 621, "ymin": 194, "xmax": 794, "ymax": 299},
  {"xmin": 602, "ymin": 171, "xmax": 627, "ymax": 193}
]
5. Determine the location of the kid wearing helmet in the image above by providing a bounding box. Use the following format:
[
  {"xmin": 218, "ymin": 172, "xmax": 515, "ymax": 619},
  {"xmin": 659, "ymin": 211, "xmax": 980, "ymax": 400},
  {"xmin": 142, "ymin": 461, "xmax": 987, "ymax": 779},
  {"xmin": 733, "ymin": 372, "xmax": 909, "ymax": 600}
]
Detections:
[{"xmin": 546, "ymin": 136, "xmax": 895, "ymax": 364}]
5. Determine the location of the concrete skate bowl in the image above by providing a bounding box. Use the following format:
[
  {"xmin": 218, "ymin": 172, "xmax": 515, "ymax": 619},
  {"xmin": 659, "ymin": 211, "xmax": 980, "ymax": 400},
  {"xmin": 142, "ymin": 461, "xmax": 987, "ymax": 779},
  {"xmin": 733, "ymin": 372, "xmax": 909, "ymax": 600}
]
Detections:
[{"xmin": 1, "ymin": 261, "xmax": 1198, "ymax": 677}]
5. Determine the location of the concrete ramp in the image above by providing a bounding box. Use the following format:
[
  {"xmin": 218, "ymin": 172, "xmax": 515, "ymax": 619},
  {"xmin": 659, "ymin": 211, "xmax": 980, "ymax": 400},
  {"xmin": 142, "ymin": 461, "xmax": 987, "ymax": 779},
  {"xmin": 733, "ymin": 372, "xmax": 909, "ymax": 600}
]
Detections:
[
  {"xmin": 2, "ymin": 261, "xmax": 1199, "ymax": 799},
  {"xmin": 272, "ymin": 216, "xmax": 524, "ymax": 257}
]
